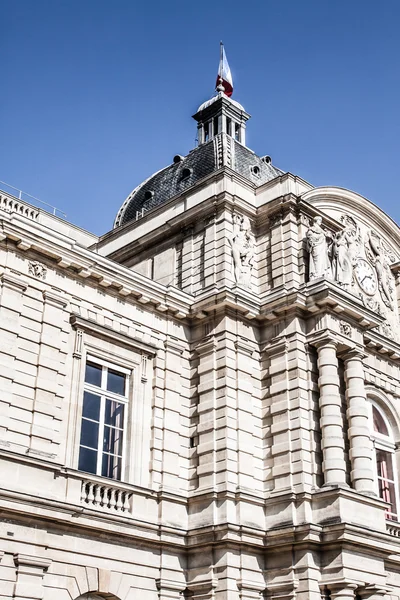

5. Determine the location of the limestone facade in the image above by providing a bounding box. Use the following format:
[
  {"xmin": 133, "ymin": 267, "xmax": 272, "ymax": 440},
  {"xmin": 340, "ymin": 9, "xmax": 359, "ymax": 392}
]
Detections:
[{"xmin": 1, "ymin": 95, "xmax": 400, "ymax": 600}]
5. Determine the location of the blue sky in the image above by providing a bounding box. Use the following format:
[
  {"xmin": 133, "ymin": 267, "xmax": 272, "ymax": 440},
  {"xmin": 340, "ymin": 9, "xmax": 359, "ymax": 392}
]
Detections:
[{"xmin": 1, "ymin": 0, "xmax": 400, "ymax": 234}]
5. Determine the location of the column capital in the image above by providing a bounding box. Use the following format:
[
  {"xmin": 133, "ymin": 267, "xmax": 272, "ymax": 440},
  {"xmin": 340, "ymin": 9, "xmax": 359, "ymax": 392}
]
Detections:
[
  {"xmin": 307, "ymin": 329, "xmax": 340, "ymax": 350},
  {"xmin": 310, "ymin": 336, "xmax": 338, "ymax": 350},
  {"xmin": 341, "ymin": 346, "xmax": 366, "ymax": 361},
  {"xmin": 320, "ymin": 579, "xmax": 359, "ymax": 600},
  {"xmin": 357, "ymin": 584, "xmax": 390, "ymax": 599}
]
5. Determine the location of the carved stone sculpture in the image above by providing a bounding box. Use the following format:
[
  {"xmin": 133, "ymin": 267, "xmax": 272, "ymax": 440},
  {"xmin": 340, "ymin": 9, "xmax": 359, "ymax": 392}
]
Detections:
[
  {"xmin": 366, "ymin": 231, "xmax": 394, "ymax": 310},
  {"xmin": 332, "ymin": 215, "xmax": 361, "ymax": 290},
  {"xmin": 28, "ymin": 261, "xmax": 47, "ymax": 280},
  {"xmin": 332, "ymin": 229, "xmax": 353, "ymax": 289},
  {"xmin": 230, "ymin": 214, "xmax": 255, "ymax": 289},
  {"xmin": 306, "ymin": 216, "xmax": 332, "ymax": 280}
]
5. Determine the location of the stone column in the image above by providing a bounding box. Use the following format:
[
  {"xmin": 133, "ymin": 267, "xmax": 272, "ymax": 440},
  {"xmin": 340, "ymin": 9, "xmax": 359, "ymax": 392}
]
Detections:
[
  {"xmin": 344, "ymin": 349, "xmax": 375, "ymax": 495},
  {"xmin": 329, "ymin": 584, "xmax": 357, "ymax": 600},
  {"xmin": 316, "ymin": 339, "xmax": 348, "ymax": 487}
]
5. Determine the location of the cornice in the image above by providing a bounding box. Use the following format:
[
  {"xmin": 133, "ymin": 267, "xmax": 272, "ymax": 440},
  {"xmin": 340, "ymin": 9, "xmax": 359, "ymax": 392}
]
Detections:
[
  {"xmin": 364, "ymin": 329, "xmax": 400, "ymax": 361},
  {"xmin": 0, "ymin": 212, "xmax": 193, "ymax": 320}
]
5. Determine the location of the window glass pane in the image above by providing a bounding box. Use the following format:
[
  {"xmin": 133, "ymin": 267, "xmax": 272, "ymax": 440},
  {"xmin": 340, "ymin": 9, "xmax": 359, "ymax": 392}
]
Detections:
[
  {"xmin": 80, "ymin": 419, "xmax": 99, "ymax": 449},
  {"xmin": 105, "ymin": 399, "xmax": 125, "ymax": 427},
  {"xmin": 373, "ymin": 406, "xmax": 389, "ymax": 436},
  {"xmin": 102, "ymin": 452, "xmax": 122, "ymax": 480},
  {"xmin": 103, "ymin": 425, "xmax": 124, "ymax": 456},
  {"xmin": 78, "ymin": 446, "xmax": 97, "ymax": 474},
  {"xmin": 107, "ymin": 369, "xmax": 126, "ymax": 395},
  {"xmin": 82, "ymin": 392, "xmax": 101, "ymax": 421},
  {"xmin": 85, "ymin": 362, "xmax": 102, "ymax": 387},
  {"xmin": 378, "ymin": 478, "xmax": 397, "ymax": 516},
  {"xmin": 376, "ymin": 449, "xmax": 395, "ymax": 480}
]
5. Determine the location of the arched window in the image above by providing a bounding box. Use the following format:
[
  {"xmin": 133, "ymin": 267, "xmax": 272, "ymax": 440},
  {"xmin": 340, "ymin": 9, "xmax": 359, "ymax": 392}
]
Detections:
[{"xmin": 369, "ymin": 402, "xmax": 399, "ymax": 520}]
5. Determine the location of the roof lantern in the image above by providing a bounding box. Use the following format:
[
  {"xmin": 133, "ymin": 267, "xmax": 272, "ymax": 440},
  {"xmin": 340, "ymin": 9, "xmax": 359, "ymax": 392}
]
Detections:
[{"xmin": 192, "ymin": 44, "xmax": 250, "ymax": 146}]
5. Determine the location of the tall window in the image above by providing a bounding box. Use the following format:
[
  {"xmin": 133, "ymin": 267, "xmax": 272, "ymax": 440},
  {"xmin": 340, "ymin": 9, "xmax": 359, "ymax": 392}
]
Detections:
[
  {"xmin": 78, "ymin": 358, "xmax": 129, "ymax": 480},
  {"xmin": 370, "ymin": 403, "xmax": 398, "ymax": 520}
]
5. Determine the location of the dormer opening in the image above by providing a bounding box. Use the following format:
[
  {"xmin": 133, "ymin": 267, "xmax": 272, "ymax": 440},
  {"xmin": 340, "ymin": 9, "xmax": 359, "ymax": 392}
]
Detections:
[
  {"xmin": 226, "ymin": 118, "xmax": 232, "ymax": 136},
  {"xmin": 204, "ymin": 122, "xmax": 209, "ymax": 142},
  {"xmin": 234, "ymin": 123, "xmax": 240, "ymax": 142},
  {"xmin": 213, "ymin": 116, "xmax": 219, "ymax": 135}
]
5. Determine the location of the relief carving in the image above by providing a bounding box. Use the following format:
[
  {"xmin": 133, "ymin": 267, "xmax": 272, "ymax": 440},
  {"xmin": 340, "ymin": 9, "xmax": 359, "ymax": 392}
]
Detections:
[
  {"xmin": 28, "ymin": 261, "xmax": 47, "ymax": 280},
  {"xmin": 366, "ymin": 230, "xmax": 395, "ymax": 310},
  {"xmin": 339, "ymin": 321, "xmax": 352, "ymax": 337},
  {"xmin": 305, "ymin": 212, "xmax": 400, "ymax": 342},
  {"xmin": 230, "ymin": 213, "xmax": 255, "ymax": 290}
]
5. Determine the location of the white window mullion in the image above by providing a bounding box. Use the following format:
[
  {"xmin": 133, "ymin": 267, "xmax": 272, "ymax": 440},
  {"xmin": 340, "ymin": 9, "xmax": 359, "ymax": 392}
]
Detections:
[{"xmin": 97, "ymin": 394, "xmax": 106, "ymax": 476}]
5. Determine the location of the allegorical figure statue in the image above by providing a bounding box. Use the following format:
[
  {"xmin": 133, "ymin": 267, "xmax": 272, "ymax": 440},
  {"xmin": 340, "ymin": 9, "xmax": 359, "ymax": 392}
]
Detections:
[
  {"xmin": 367, "ymin": 230, "xmax": 394, "ymax": 310},
  {"xmin": 332, "ymin": 228, "xmax": 353, "ymax": 289},
  {"xmin": 230, "ymin": 214, "xmax": 255, "ymax": 289},
  {"xmin": 306, "ymin": 216, "xmax": 332, "ymax": 280}
]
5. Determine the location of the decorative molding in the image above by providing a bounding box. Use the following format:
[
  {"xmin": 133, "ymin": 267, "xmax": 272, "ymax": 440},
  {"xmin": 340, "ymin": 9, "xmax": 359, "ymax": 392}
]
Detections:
[
  {"xmin": 164, "ymin": 339, "xmax": 185, "ymax": 356},
  {"xmin": 0, "ymin": 272, "xmax": 27, "ymax": 293},
  {"xmin": 42, "ymin": 289, "xmax": 68, "ymax": 308},
  {"xmin": 73, "ymin": 328, "xmax": 84, "ymax": 359},
  {"xmin": 141, "ymin": 354, "xmax": 148, "ymax": 382},
  {"xmin": 70, "ymin": 313, "xmax": 158, "ymax": 356},
  {"xmin": 235, "ymin": 338, "xmax": 255, "ymax": 357},
  {"xmin": 13, "ymin": 553, "xmax": 52, "ymax": 569},
  {"xmin": 261, "ymin": 338, "xmax": 288, "ymax": 357}
]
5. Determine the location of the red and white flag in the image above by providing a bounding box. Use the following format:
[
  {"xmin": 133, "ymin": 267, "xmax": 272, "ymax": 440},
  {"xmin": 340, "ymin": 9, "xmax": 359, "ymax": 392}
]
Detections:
[{"xmin": 216, "ymin": 43, "xmax": 233, "ymax": 97}]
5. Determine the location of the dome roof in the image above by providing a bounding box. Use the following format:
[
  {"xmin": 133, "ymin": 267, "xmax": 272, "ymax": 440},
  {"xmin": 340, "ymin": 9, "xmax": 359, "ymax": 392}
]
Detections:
[
  {"xmin": 196, "ymin": 94, "xmax": 245, "ymax": 113},
  {"xmin": 114, "ymin": 136, "xmax": 283, "ymax": 228}
]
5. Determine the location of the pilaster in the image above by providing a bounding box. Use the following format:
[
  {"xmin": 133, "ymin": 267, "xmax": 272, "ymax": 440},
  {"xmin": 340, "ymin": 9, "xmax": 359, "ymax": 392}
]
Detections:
[
  {"xmin": 13, "ymin": 554, "xmax": 51, "ymax": 600},
  {"xmin": 0, "ymin": 273, "xmax": 27, "ymax": 445},
  {"xmin": 28, "ymin": 290, "xmax": 69, "ymax": 458}
]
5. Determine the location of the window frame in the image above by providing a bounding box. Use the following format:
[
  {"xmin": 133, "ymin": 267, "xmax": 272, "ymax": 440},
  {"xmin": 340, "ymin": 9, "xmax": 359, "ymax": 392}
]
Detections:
[
  {"xmin": 368, "ymin": 400, "xmax": 400, "ymax": 521},
  {"xmin": 79, "ymin": 355, "xmax": 130, "ymax": 481}
]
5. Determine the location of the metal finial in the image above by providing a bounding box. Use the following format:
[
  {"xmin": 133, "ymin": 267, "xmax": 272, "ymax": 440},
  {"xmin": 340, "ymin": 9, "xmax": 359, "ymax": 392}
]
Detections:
[{"xmin": 217, "ymin": 76, "xmax": 225, "ymax": 93}]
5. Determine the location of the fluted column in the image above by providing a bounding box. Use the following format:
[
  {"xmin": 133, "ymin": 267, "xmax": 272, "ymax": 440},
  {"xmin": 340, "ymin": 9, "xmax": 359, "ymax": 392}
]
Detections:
[
  {"xmin": 344, "ymin": 349, "xmax": 375, "ymax": 495},
  {"xmin": 316, "ymin": 340, "xmax": 348, "ymax": 487}
]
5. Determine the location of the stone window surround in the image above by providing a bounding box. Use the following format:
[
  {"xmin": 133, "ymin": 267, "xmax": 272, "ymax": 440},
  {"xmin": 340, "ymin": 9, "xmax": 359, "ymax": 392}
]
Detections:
[
  {"xmin": 69, "ymin": 314, "xmax": 156, "ymax": 487},
  {"xmin": 367, "ymin": 397, "xmax": 400, "ymax": 520}
]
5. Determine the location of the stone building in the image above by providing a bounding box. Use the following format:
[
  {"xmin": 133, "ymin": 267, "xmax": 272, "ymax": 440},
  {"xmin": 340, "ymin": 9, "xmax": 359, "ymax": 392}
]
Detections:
[{"xmin": 1, "ymin": 86, "xmax": 400, "ymax": 600}]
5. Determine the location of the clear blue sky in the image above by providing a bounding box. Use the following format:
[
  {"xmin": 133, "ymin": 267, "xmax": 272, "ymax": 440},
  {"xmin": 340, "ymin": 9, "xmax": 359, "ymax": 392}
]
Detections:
[{"xmin": 1, "ymin": 0, "xmax": 400, "ymax": 234}]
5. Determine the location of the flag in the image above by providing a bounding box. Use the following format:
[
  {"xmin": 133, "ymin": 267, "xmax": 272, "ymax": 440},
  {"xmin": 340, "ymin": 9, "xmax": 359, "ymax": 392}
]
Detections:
[{"xmin": 216, "ymin": 44, "xmax": 233, "ymax": 97}]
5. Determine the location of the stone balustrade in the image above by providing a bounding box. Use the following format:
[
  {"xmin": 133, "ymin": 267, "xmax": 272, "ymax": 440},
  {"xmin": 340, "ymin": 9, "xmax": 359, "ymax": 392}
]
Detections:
[
  {"xmin": 386, "ymin": 520, "xmax": 400, "ymax": 537},
  {"xmin": 0, "ymin": 192, "xmax": 39, "ymax": 220},
  {"xmin": 80, "ymin": 479, "xmax": 133, "ymax": 514}
]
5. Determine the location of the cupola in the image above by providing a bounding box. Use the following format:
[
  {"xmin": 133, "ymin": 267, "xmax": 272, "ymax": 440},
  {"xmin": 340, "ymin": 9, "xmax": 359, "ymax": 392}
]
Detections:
[{"xmin": 192, "ymin": 91, "xmax": 250, "ymax": 146}]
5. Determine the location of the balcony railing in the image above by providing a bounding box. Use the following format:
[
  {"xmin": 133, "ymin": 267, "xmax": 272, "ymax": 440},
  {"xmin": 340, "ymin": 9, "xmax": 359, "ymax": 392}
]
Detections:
[
  {"xmin": 386, "ymin": 519, "xmax": 400, "ymax": 537},
  {"xmin": 0, "ymin": 191, "xmax": 40, "ymax": 221},
  {"xmin": 80, "ymin": 479, "xmax": 133, "ymax": 514},
  {"xmin": 0, "ymin": 181, "xmax": 66, "ymax": 219}
]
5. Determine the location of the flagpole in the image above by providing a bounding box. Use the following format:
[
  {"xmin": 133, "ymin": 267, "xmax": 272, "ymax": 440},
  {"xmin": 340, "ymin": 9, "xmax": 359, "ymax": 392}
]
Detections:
[{"xmin": 217, "ymin": 41, "xmax": 224, "ymax": 91}]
